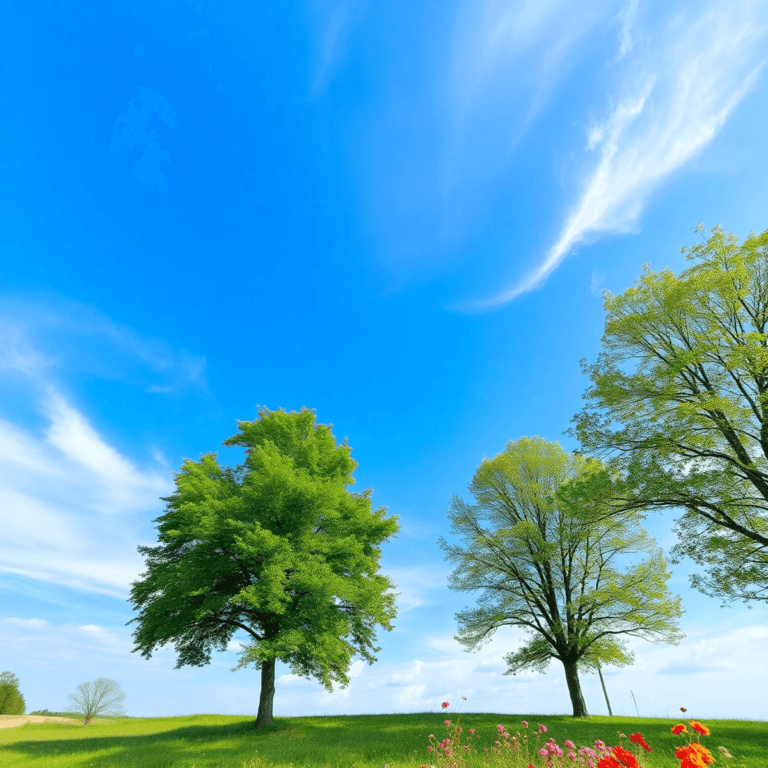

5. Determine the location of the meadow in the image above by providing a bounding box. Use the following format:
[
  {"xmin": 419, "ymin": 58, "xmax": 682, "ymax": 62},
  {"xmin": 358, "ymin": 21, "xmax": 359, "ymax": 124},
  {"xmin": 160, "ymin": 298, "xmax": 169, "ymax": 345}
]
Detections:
[{"xmin": 0, "ymin": 709, "xmax": 764, "ymax": 768}]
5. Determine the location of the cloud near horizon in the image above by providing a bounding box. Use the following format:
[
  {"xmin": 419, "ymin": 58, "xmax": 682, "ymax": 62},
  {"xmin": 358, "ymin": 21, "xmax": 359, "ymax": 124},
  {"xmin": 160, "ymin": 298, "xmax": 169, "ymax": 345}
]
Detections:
[
  {"xmin": 2, "ymin": 613, "xmax": 765, "ymax": 717},
  {"xmin": 449, "ymin": 1, "xmax": 767, "ymax": 312}
]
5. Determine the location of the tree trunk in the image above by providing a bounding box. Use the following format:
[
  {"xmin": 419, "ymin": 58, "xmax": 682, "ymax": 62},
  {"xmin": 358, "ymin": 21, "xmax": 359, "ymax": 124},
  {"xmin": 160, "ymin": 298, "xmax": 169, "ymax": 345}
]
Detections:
[
  {"xmin": 562, "ymin": 659, "xmax": 589, "ymax": 718},
  {"xmin": 596, "ymin": 661, "xmax": 613, "ymax": 716},
  {"xmin": 254, "ymin": 658, "xmax": 276, "ymax": 729}
]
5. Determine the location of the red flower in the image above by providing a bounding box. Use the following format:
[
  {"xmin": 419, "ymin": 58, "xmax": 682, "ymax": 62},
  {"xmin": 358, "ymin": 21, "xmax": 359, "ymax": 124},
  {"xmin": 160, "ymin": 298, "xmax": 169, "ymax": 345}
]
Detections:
[
  {"xmin": 597, "ymin": 746, "xmax": 640, "ymax": 768},
  {"xmin": 611, "ymin": 745, "xmax": 640, "ymax": 767},
  {"xmin": 629, "ymin": 733, "xmax": 652, "ymax": 753},
  {"xmin": 441, "ymin": 701, "xmax": 449, "ymax": 709},
  {"xmin": 680, "ymin": 707, "xmax": 687, "ymax": 713},
  {"xmin": 672, "ymin": 724, "xmax": 687, "ymax": 735}
]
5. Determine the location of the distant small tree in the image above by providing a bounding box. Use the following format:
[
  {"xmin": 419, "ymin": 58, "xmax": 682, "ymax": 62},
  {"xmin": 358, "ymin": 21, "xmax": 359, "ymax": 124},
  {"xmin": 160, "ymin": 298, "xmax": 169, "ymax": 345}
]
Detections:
[
  {"xmin": 0, "ymin": 672, "xmax": 26, "ymax": 715},
  {"xmin": 64, "ymin": 678, "xmax": 127, "ymax": 726}
]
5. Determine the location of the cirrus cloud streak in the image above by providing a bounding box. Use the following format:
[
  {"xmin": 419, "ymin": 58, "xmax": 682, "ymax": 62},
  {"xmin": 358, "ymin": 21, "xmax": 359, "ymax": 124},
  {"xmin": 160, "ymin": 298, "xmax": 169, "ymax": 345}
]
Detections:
[{"xmin": 452, "ymin": 2, "xmax": 767, "ymax": 311}]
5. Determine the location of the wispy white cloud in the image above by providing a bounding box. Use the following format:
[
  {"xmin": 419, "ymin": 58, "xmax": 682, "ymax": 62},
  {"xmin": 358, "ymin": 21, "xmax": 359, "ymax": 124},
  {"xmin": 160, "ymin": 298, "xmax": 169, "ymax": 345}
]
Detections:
[
  {"xmin": 0, "ymin": 298, "xmax": 206, "ymax": 592},
  {"xmin": 0, "ymin": 397, "xmax": 172, "ymax": 596},
  {"xmin": 457, "ymin": 0, "xmax": 610, "ymax": 95},
  {"xmin": 0, "ymin": 294, "xmax": 207, "ymax": 395},
  {"xmin": 448, "ymin": 0, "xmax": 614, "ymax": 166},
  {"xmin": 589, "ymin": 268, "xmax": 607, "ymax": 298},
  {"xmin": 310, "ymin": 0, "xmax": 366, "ymax": 97},
  {"xmin": 616, "ymin": 0, "xmax": 640, "ymax": 61},
  {"xmin": 375, "ymin": 564, "xmax": 455, "ymax": 616},
  {"xmin": 449, "ymin": 2, "xmax": 767, "ymax": 312},
  {"xmin": 42, "ymin": 391, "xmax": 168, "ymax": 513},
  {"xmin": 368, "ymin": 0, "xmax": 615, "ymax": 289},
  {"xmin": 0, "ymin": 617, "xmax": 186, "ymax": 680},
  {"xmin": 5, "ymin": 618, "xmax": 50, "ymax": 630}
]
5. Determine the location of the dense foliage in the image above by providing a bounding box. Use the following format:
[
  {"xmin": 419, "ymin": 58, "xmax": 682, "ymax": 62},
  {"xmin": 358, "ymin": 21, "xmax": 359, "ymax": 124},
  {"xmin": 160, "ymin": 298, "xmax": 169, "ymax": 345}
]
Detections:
[{"xmin": 0, "ymin": 672, "xmax": 26, "ymax": 715}]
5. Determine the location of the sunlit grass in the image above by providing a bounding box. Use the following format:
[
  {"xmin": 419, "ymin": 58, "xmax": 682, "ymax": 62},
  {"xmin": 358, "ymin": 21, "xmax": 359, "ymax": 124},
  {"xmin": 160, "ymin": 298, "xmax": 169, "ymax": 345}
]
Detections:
[{"xmin": 0, "ymin": 709, "xmax": 764, "ymax": 768}]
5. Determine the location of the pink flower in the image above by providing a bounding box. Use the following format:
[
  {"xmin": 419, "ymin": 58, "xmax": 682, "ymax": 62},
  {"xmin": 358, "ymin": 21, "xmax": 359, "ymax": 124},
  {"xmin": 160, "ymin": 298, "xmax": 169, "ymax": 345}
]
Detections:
[
  {"xmin": 496, "ymin": 724, "xmax": 505, "ymax": 733},
  {"xmin": 427, "ymin": 746, "xmax": 433, "ymax": 752},
  {"xmin": 565, "ymin": 740, "xmax": 576, "ymax": 749},
  {"xmin": 522, "ymin": 721, "xmax": 528, "ymax": 727},
  {"xmin": 469, "ymin": 729, "xmax": 475, "ymax": 735},
  {"xmin": 567, "ymin": 752, "xmax": 577, "ymax": 761},
  {"xmin": 546, "ymin": 761, "xmax": 554, "ymax": 768},
  {"xmin": 539, "ymin": 748, "xmax": 549, "ymax": 758},
  {"xmin": 538, "ymin": 724, "xmax": 548, "ymax": 733},
  {"xmin": 444, "ymin": 720, "xmax": 450, "ymax": 727},
  {"xmin": 442, "ymin": 702, "xmax": 449, "ymax": 709}
]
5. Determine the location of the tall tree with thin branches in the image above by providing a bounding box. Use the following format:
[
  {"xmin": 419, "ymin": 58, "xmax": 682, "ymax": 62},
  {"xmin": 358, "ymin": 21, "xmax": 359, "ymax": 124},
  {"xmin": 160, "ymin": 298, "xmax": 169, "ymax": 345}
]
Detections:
[
  {"xmin": 438, "ymin": 436, "xmax": 685, "ymax": 718},
  {"xmin": 566, "ymin": 224, "xmax": 768, "ymax": 609}
]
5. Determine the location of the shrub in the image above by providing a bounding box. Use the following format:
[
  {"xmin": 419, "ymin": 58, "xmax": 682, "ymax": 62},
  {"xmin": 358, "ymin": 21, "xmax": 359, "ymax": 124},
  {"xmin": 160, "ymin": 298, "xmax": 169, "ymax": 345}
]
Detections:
[{"xmin": 0, "ymin": 681, "xmax": 26, "ymax": 716}]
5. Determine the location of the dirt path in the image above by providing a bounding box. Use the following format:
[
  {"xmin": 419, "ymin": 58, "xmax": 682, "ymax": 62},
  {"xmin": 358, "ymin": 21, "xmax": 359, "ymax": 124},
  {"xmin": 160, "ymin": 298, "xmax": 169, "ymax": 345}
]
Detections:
[{"xmin": 0, "ymin": 715, "xmax": 85, "ymax": 730}]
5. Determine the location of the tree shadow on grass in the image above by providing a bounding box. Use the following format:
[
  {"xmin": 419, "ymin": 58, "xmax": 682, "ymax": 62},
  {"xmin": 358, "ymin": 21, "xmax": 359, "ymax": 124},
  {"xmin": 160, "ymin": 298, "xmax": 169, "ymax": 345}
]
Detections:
[{"xmin": 3, "ymin": 719, "xmax": 295, "ymax": 767}]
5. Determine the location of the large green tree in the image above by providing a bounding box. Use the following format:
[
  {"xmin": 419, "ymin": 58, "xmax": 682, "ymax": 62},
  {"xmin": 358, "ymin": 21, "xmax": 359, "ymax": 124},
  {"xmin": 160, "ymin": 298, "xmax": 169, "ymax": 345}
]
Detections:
[
  {"xmin": 437, "ymin": 436, "xmax": 685, "ymax": 718},
  {"xmin": 566, "ymin": 224, "xmax": 768, "ymax": 609},
  {"xmin": 128, "ymin": 406, "xmax": 401, "ymax": 729}
]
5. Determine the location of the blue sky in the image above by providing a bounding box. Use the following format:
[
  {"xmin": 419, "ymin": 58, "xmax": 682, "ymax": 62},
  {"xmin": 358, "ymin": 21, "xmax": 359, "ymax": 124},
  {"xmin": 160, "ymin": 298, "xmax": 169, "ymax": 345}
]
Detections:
[{"xmin": 1, "ymin": 0, "xmax": 768, "ymax": 723}]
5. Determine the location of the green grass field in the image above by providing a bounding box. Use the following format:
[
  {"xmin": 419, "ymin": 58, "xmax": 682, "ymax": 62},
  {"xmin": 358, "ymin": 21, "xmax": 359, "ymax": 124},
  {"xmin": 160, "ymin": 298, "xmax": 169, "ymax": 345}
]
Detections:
[{"xmin": 0, "ymin": 710, "xmax": 764, "ymax": 768}]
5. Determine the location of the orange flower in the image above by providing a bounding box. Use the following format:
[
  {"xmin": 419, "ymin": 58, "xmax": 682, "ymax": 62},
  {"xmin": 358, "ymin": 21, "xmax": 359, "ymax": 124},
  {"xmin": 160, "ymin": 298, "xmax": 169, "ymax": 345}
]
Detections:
[
  {"xmin": 690, "ymin": 721, "xmax": 711, "ymax": 736},
  {"xmin": 675, "ymin": 750, "xmax": 705, "ymax": 768},
  {"xmin": 675, "ymin": 743, "xmax": 715, "ymax": 767},
  {"xmin": 678, "ymin": 756, "xmax": 707, "ymax": 768},
  {"xmin": 671, "ymin": 724, "xmax": 687, "ymax": 735},
  {"xmin": 686, "ymin": 743, "xmax": 714, "ymax": 764}
]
